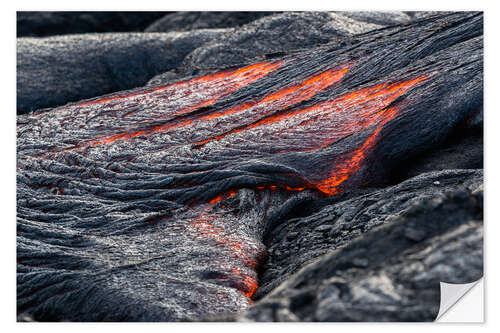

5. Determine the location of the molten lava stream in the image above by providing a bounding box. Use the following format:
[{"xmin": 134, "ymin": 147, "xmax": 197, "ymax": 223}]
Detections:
[
  {"xmin": 315, "ymin": 106, "xmax": 400, "ymax": 195},
  {"xmin": 55, "ymin": 61, "xmax": 284, "ymax": 151},
  {"xmin": 76, "ymin": 61, "xmax": 283, "ymax": 109},
  {"xmin": 189, "ymin": 203, "xmax": 262, "ymax": 301},
  {"xmin": 309, "ymin": 77, "xmax": 430, "ymax": 195},
  {"xmin": 192, "ymin": 75, "xmax": 429, "ymax": 196},
  {"xmin": 193, "ymin": 64, "xmax": 352, "ymax": 147},
  {"xmin": 199, "ymin": 75, "xmax": 429, "ymax": 150},
  {"xmin": 56, "ymin": 63, "xmax": 351, "ymax": 153},
  {"xmin": 31, "ymin": 63, "xmax": 363, "ymax": 178}
]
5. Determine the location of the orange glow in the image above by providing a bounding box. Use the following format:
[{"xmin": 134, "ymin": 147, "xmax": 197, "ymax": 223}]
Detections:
[
  {"xmin": 199, "ymin": 75, "xmax": 429, "ymax": 148},
  {"xmin": 61, "ymin": 61, "xmax": 283, "ymax": 149},
  {"xmin": 82, "ymin": 63, "xmax": 349, "ymax": 148},
  {"xmin": 194, "ymin": 64, "xmax": 351, "ymax": 146},
  {"xmin": 191, "ymin": 75, "xmax": 428, "ymax": 197},
  {"xmin": 190, "ymin": 207, "xmax": 261, "ymax": 299},
  {"xmin": 205, "ymin": 185, "xmax": 308, "ymax": 206},
  {"xmin": 307, "ymin": 76, "xmax": 430, "ymax": 195},
  {"xmin": 285, "ymin": 186, "xmax": 305, "ymax": 191},
  {"xmin": 192, "ymin": 218, "xmax": 254, "ymax": 269},
  {"xmin": 53, "ymin": 62, "xmax": 282, "ymax": 150},
  {"xmin": 198, "ymin": 65, "xmax": 350, "ymax": 121},
  {"xmin": 190, "ymin": 184, "xmax": 311, "ymax": 299},
  {"xmin": 58, "ymin": 60, "xmax": 427, "ymax": 201},
  {"xmin": 233, "ymin": 270, "xmax": 259, "ymax": 299},
  {"xmin": 76, "ymin": 61, "xmax": 282, "ymax": 107},
  {"xmin": 208, "ymin": 190, "xmax": 237, "ymax": 204},
  {"xmin": 315, "ymin": 107, "xmax": 399, "ymax": 195}
]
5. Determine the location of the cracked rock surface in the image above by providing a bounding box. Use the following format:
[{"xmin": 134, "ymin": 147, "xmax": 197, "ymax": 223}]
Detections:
[
  {"xmin": 18, "ymin": 11, "xmax": 419, "ymax": 114},
  {"xmin": 16, "ymin": 11, "xmax": 483, "ymax": 322},
  {"xmin": 210, "ymin": 174, "xmax": 483, "ymax": 321},
  {"xmin": 257, "ymin": 170, "xmax": 483, "ymax": 299}
]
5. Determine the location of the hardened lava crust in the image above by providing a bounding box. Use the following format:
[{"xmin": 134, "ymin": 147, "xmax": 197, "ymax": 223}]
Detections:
[{"xmin": 17, "ymin": 11, "xmax": 483, "ymax": 321}]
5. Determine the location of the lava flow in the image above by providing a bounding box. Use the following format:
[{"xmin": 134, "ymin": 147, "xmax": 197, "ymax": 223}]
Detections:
[
  {"xmin": 68, "ymin": 63, "xmax": 350, "ymax": 149},
  {"xmin": 300, "ymin": 75, "xmax": 431, "ymax": 194},
  {"xmin": 194, "ymin": 64, "xmax": 351, "ymax": 147},
  {"xmin": 76, "ymin": 61, "xmax": 283, "ymax": 146},
  {"xmin": 21, "ymin": 58, "xmax": 431, "ymax": 306},
  {"xmin": 190, "ymin": 205, "xmax": 262, "ymax": 299},
  {"xmin": 190, "ymin": 74, "xmax": 430, "ymax": 196},
  {"xmin": 16, "ymin": 11, "xmax": 484, "ymax": 322},
  {"xmin": 315, "ymin": 106, "xmax": 400, "ymax": 195},
  {"xmin": 76, "ymin": 61, "xmax": 283, "ymax": 108}
]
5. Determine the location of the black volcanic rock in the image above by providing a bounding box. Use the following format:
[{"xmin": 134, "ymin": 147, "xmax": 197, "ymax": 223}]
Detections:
[
  {"xmin": 147, "ymin": 12, "xmax": 384, "ymax": 85},
  {"xmin": 17, "ymin": 30, "xmax": 226, "ymax": 114},
  {"xmin": 17, "ymin": 12, "xmax": 483, "ymax": 322},
  {"xmin": 390, "ymin": 126, "xmax": 483, "ymax": 184},
  {"xmin": 257, "ymin": 169, "xmax": 483, "ymax": 299},
  {"xmin": 223, "ymin": 178, "xmax": 482, "ymax": 322},
  {"xmin": 17, "ymin": 12, "xmax": 169, "ymax": 37},
  {"xmin": 145, "ymin": 11, "xmax": 277, "ymax": 32},
  {"xmin": 339, "ymin": 11, "xmax": 411, "ymax": 26}
]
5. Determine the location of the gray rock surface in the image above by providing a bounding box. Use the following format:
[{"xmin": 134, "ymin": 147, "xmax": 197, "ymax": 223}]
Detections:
[
  {"xmin": 145, "ymin": 11, "xmax": 276, "ymax": 32},
  {"xmin": 147, "ymin": 12, "xmax": 384, "ymax": 85},
  {"xmin": 257, "ymin": 169, "xmax": 483, "ymax": 299},
  {"xmin": 405, "ymin": 11, "xmax": 453, "ymax": 20},
  {"xmin": 213, "ymin": 174, "xmax": 483, "ymax": 321},
  {"xmin": 339, "ymin": 11, "xmax": 411, "ymax": 26},
  {"xmin": 17, "ymin": 30, "xmax": 226, "ymax": 114}
]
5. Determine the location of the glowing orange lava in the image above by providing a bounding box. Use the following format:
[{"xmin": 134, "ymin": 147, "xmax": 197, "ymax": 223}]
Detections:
[
  {"xmin": 76, "ymin": 61, "xmax": 282, "ymax": 108},
  {"xmin": 208, "ymin": 190, "xmax": 237, "ymax": 204},
  {"xmin": 232, "ymin": 269, "xmax": 259, "ymax": 299},
  {"xmin": 199, "ymin": 65, "xmax": 350, "ymax": 121},
  {"xmin": 194, "ymin": 64, "xmax": 351, "ymax": 146},
  {"xmin": 190, "ymin": 205, "xmax": 261, "ymax": 299},
  {"xmin": 202, "ymin": 75, "xmax": 428, "ymax": 149},
  {"xmin": 309, "ymin": 75, "xmax": 430, "ymax": 195},
  {"xmin": 58, "ymin": 61, "xmax": 283, "ymax": 150},
  {"xmin": 187, "ymin": 74, "xmax": 430, "ymax": 301},
  {"xmin": 80, "ymin": 63, "xmax": 349, "ymax": 148},
  {"xmin": 315, "ymin": 107, "xmax": 399, "ymax": 195},
  {"xmin": 193, "ymin": 75, "xmax": 429, "ymax": 196}
]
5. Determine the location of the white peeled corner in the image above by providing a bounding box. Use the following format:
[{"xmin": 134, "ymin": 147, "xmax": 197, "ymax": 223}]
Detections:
[{"xmin": 435, "ymin": 278, "xmax": 484, "ymax": 322}]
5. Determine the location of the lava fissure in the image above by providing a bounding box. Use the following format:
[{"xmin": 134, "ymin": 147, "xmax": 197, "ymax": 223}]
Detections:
[
  {"xmin": 56, "ymin": 63, "xmax": 350, "ymax": 153},
  {"xmin": 76, "ymin": 61, "xmax": 283, "ymax": 108},
  {"xmin": 189, "ymin": 204, "xmax": 263, "ymax": 300}
]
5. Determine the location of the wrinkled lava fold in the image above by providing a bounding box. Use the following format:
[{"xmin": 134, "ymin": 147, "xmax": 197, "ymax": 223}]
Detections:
[{"xmin": 17, "ymin": 12, "xmax": 483, "ymax": 321}]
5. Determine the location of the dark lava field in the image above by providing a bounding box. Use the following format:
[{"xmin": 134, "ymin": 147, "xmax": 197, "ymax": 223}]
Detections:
[{"xmin": 16, "ymin": 11, "xmax": 483, "ymax": 322}]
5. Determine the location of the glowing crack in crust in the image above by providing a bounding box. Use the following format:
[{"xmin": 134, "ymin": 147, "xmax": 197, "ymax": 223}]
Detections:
[
  {"xmin": 18, "ymin": 60, "xmax": 430, "ymax": 306},
  {"xmin": 16, "ymin": 12, "xmax": 484, "ymax": 321}
]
